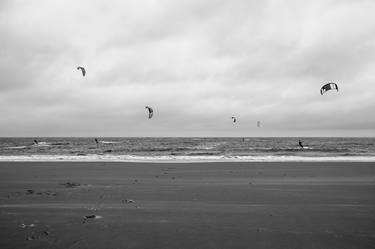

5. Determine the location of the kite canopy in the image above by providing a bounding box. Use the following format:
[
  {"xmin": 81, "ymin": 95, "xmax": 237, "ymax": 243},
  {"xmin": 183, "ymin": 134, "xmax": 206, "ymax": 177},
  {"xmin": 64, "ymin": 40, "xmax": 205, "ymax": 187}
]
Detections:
[
  {"xmin": 77, "ymin": 66, "xmax": 86, "ymax": 76},
  {"xmin": 231, "ymin": 116, "xmax": 236, "ymax": 123},
  {"xmin": 145, "ymin": 106, "xmax": 153, "ymax": 119},
  {"xmin": 257, "ymin": 121, "xmax": 261, "ymax": 127},
  {"xmin": 320, "ymin": 83, "xmax": 338, "ymax": 95}
]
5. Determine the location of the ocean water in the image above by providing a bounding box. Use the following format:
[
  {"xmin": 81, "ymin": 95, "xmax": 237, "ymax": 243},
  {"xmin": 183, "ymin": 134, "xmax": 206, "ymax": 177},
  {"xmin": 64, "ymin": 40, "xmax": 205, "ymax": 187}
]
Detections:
[{"xmin": 0, "ymin": 137, "xmax": 375, "ymax": 162}]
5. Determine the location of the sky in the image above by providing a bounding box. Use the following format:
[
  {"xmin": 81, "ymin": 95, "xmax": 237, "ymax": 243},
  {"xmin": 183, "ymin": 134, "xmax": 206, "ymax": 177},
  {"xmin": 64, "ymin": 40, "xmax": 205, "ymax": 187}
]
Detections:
[{"xmin": 1, "ymin": 0, "xmax": 375, "ymax": 137}]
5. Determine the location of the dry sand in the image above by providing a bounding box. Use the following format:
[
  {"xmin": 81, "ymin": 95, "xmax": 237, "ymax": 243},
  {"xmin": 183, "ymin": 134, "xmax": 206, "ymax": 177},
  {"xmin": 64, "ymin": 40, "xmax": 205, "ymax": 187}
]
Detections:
[{"xmin": 0, "ymin": 161, "xmax": 374, "ymax": 249}]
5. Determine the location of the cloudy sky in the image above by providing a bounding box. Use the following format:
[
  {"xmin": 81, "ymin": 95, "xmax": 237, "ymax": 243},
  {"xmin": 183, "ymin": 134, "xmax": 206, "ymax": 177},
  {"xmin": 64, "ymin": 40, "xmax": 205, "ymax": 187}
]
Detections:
[{"xmin": 1, "ymin": 0, "xmax": 374, "ymax": 137}]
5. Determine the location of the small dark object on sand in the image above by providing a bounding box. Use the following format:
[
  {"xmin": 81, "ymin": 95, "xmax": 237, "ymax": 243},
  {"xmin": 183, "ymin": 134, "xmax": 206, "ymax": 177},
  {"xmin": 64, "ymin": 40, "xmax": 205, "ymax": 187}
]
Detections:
[
  {"xmin": 82, "ymin": 215, "xmax": 102, "ymax": 223},
  {"xmin": 61, "ymin": 182, "xmax": 81, "ymax": 188},
  {"xmin": 26, "ymin": 189, "xmax": 35, "ymax": 195},
  {"xmin": 84, "ymin": 215, "xmax": 96, "ymax": 219},
  {"xmin": 122, "ymin": 199, "xmax": 134, "ymax": 204},
  {"xmin": 20, "ymin": 223, "xmax": 35, "ymax": 228},
  {"xmin": 42, "ymin": 231, "xmax": 49, "ymax": 236},
  {"xmin": 82, "ymin": 215, "xmax": 95, "ymax": 223},
  {"xmin": 26, "ymin": 236, "xmax": 36, "ymax": 241}
]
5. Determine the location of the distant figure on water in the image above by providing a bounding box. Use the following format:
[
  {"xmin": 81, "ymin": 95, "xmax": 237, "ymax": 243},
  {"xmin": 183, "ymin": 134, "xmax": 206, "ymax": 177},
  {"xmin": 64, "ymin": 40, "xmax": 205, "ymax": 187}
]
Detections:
[
  {"xmin": 298, "ymin": 140, "xmax": 304, "ymax": 149},
  {"xmin": 33, "ymin": 140, "xmax": 38, "ymax": 145},
  {"xmin": 95, "ymin": 138, "xmax": 99, "ymax": 144}
]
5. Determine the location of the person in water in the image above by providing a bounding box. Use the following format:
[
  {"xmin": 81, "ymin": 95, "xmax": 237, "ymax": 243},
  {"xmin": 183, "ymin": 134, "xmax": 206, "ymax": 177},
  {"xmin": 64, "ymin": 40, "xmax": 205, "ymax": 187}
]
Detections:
[
  {"xmin": 298, "ymin": 140, "xmax": 304, "ymax": 149},
  {"xmin": 33, "ymin": 140, "xmax": 38, "ymax": 145},
  {"xmin": 95, "ymin": 138, "xmax": 99, "ymax": 144}
]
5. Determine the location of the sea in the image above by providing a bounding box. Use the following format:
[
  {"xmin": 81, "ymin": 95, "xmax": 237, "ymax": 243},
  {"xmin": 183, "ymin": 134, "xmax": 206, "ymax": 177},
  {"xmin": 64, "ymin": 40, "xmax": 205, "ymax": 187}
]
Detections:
[{"xmin": 0, "ymin": 137, "xmax": 375, "ymax": 162}]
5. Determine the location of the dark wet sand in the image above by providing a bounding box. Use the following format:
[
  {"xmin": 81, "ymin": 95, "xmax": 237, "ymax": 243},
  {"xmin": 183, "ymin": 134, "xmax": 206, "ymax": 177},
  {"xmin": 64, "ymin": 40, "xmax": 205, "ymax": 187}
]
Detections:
[{"xmin": 0, "ymin": 161, "xmax": 374, "ymax": 249}]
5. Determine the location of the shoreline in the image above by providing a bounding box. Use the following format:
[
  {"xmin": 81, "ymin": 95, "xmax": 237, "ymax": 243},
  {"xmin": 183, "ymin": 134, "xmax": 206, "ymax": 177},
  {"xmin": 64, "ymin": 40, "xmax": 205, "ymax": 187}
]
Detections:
[{"xmin": 1, "ymin": 155, "xmax": 375, "ymax": 162}]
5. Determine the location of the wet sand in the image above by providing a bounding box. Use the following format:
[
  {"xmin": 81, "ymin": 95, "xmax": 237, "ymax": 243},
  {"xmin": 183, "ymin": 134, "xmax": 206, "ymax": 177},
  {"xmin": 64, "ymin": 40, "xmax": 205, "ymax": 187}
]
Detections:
[{"xmin": 0, "ymin": 161, "xmax": 374, "ymax": 249}]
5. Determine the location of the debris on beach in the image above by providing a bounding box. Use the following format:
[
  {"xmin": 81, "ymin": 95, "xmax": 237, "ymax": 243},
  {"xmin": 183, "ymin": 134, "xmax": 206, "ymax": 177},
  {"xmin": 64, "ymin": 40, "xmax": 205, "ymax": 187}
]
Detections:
[
  {"xmin": 84, "ymin": 215, "xmax": 96, "ymax": 219},
  {"xmin": 61, "ymin": 182, "xmax": 81, "ymax": 188},
  {"xmin": 25, "ymin": 231, "xmax": 50, "ymax": 241},
  {"xmin": 24, "ymin": 189, "xmax": 57, "ymax": 196},
  {"xmin": 26, "ymin": 189, "xmax": 35, "ymax": 195},
  {"xmin": 20, "ymin": 223, "xmax": 35, "ymax": 228},
  {"xmin": 82, "ymin": 215, "xmax": 103, "ymax": 223},
  {"xmin": 87, "ymin": 207, "xmax": 100, "ymax": 211},
  {"xmin": 8, "ymin": 191, "xmax": 23, "ymax": 198},
  {"xmin": 37, "ymin": 191, "xmax": 57, "ymax": 196},
  {"xmin": 122, "ymin": 199, "xmax": 135, "ymax": 204}
]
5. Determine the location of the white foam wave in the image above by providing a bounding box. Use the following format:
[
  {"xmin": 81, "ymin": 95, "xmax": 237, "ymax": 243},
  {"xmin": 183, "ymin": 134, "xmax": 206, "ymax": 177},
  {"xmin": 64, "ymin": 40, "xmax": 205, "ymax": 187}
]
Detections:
[
  {"xmin": 0, "ymin": 154, "xmax": 375, "ymax": 162},
  {"xmin": 32, "ymin": 142, "xmax": 50, "ymax": 147},
  {"xmin": 99, "ymin": 141, "xmax": 121, "ymax": 144},
  {"xmin": 5, "ymin": 146, "xmax": 28, "ymax": 149}
]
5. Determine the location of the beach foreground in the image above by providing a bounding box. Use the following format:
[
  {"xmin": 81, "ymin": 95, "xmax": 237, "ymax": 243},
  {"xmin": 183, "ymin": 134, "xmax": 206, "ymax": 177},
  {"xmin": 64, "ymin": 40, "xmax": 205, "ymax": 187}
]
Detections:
[{"xmin": 0, "ymin": 162, "xmax": 374, "ymax": 249}]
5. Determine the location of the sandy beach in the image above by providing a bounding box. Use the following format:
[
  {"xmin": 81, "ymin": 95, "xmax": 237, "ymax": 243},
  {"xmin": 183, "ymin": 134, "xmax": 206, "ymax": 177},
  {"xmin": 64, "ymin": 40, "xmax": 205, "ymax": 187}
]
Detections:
[{"xmin": 0, "ymin": 161, "xmax": 374, "ymax": 249}]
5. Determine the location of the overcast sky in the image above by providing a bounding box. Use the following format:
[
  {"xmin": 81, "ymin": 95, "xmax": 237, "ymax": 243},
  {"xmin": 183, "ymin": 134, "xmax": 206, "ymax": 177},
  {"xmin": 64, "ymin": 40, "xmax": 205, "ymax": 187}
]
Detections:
[{"xmin": 1, "ymin": 0, "xmax": 374, "ymax": 137}]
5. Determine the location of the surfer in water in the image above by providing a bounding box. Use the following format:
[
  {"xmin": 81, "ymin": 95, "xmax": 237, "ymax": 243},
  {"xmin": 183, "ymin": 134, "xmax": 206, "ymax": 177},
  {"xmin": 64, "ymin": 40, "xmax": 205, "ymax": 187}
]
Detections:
[
  {"xmin": 95, "ymin": 138, "xmax": 99, "ymax": 144},
  {"xmin": 33, "ymin": 140, "xmax": 39, "ymax": 145},
  {"xmin": 298, "ymin": 140, "xmax": 304, "ymax": 149}
]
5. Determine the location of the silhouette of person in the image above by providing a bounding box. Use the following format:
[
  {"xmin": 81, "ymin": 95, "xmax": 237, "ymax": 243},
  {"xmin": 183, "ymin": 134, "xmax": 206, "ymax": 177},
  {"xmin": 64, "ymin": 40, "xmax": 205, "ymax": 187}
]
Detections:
[{"xmin": 298, "ymin": 140, "xmax": 304, "ymax": 149}]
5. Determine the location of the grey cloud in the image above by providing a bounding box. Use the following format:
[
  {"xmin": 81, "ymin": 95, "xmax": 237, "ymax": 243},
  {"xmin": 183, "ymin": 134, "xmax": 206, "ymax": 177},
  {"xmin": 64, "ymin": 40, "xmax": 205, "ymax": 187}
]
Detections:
[{"xmin": 1, "ymin": 0, "xmax": 374, "ymax": 136}]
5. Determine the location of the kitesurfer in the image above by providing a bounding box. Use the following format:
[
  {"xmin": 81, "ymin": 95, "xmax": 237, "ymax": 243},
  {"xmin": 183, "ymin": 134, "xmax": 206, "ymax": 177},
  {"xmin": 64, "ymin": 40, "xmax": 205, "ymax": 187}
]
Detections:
[{"xmin": 298, "ymin": 140, "xmax": 304, "ymax": 149}]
